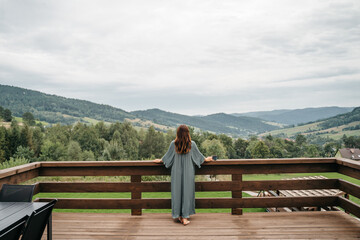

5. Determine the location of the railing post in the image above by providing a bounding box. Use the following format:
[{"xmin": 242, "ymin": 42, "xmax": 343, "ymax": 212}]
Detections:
[
  {"xmin": 344, "ymin": 193, "xmax": 349, "ymax": 214},
  {"xmin": 131, "ymin": 175, "xmax": 142, "ymax": 215},
  {"xmin": 231, "ymin": 174, "xmax": 243, "ymax": 215}
]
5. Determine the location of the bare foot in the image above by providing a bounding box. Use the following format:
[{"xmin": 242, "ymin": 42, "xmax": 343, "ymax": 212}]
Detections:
[
  {"xmin": 178, "ymin": 217, "xmax": 183, "ymax": 223},
  {"xmin": 182, "ymin": 218, "xmax": 190, "ymax": 225}
]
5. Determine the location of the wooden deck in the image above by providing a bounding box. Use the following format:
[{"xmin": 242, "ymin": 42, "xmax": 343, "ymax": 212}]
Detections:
[{"xmin": 43, "ymin": 212, "xmax": 360, "ymax": 239}]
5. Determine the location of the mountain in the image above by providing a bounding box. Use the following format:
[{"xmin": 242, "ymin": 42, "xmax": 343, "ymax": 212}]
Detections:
[
  {"xmin": 0, "ymin": 84, "xmax": 279, "ymax": 136},
  {"xmin": 319, "ymin": 107, "xmax": 360, "ymax": 129},
  {"xmin": 262, "ymin": 107, "xmax": 360, "ymax": 140},
  {"xmin": 4, "ymin": 84, "xmax": 355, "ymax": 138},
  {"xmin": 234, "ymin": 107, "xmax": 354, "ymax": 125},
  {"xmin": 200, "ymin": 113, "xmax": 277, "ymax": 133},
  {"xmin": 0, "ymin": 84, "xmax": 134, "ymax": 124},
  {"xmin": 131, "ymin": 109, "xmax": 279, "ymax": 136}
]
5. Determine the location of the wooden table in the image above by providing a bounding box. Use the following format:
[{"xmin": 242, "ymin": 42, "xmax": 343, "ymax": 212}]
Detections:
[{"xmin": 0, "ymin": 202, "xmax": 51, "ymax": 240}]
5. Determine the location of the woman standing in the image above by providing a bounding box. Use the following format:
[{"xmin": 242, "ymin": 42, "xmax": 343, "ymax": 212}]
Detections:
[{"xmin": 154, "ymin": 125, "xmax": 213, "ymax": 225}]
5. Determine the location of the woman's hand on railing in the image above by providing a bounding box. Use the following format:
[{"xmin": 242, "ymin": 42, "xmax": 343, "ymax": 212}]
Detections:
[
  {"xmin": 204, "ymin": 156, "xmax": 214, "ymax": 162},
  {"xmin": 153, "ymin": 159, "xmax": 163, "ymax": 164}
]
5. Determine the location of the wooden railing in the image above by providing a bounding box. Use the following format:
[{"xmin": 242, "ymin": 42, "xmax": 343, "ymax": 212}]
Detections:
[{"xmin": 0, "ymin": 158, "xmax": 359, "ymax": 218}]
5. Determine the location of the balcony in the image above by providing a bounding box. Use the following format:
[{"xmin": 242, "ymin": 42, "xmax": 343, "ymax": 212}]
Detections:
[{"xmin": 1, "ymin": 157, "xmax": 359, "ymax": 239}]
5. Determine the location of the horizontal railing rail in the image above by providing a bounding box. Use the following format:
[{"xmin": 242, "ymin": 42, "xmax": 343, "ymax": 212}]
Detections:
[
  {"xmin": 33, "ymin": 178, "xmax": 340, "ymax": 193},
  {"xmin": 0, "ymin": 157, "xmax": 359, "ymax": 218}
]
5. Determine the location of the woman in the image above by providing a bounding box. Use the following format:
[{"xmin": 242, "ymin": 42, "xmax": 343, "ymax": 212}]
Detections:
[{"xmin": 154, "ymin": 125, "xmax": 213, "ymax": 225}]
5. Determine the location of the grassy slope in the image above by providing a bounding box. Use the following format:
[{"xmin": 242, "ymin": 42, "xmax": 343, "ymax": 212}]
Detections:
[
  {"xmin": 237, "ymin": 107, "xmax": 354, "ymax": 125},
  {"xmin": 263, "ymin": 121, "xmax": 360, "ymax": 139},
  {"xmin": 263, "ymin": 107, "xmax": 360, "ymax": 139},
  {"xmin": 263, "ymin": 122, "xmax": 322, "ymax": 137},
  {"xmin": 132, "ymin": 109, "xmax": 279, "ymax": 136}
]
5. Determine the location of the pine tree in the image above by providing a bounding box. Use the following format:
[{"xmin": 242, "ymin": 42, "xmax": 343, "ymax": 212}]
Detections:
[
  {"xmin": 67, "ymin": 141, "xmax": 82, "ymax": 161},
  {"xmin": 139, "ymin": 126, "xmax": 157, "ymax": 159},
  {"xmin": 0, "ymin": 127, "xmax": 8, "ymax": 162},
  {"xmin": 234, "ymin": 138, "xmax": 249, "ymax": 158},
  {"xmin": 101, "ymin": 130, "xmax": 126, "ymax": 160},
  {"xmin": 31, "ymin": 127, "xmax": 43, "ymax": 157},
  {"xmin": 9, "ymin": 120, "xmax": 20, "ymax": 156},
  {"xmin": 71, "ymin": 123, "xmax": 101, "ymax": 156},
  {"xmin": 120, "ymin": 122, "xmax": 139, "ymax": 160},
  {"xmin": 22, "ymin": 112, "xmax": 36, "ymax": 126},
  {"xmin": 0, "ymin": 106, "xmax": 4, "ymax": 120},
  {"xmin": 19, "ymin": 125, "xmax": 33, "ymax": 149},
  {"xmin": 3, "ymin": 109, "xmax": 12, "ymax": 122},
  {"xmin": 95, "ymin": 121, "xmax": 110, "ymax": 140}
]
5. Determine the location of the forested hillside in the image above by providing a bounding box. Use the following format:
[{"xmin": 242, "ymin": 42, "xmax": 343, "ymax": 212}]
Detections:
[
  {"xmin": 0, "ymin": 85, "xmax": 134, "ymax": 124},
  {"xmin": 319, "ymin": 107, "xmax": 360, "ymax": 129},
  {"xmin": 1, "ymin": 85, "xmax": 278, "ymax": 136},
  {"xmin": 263, "ymin": 107, "xmax": 360, "ymax": 140},
  {"xmin": 235, "ymin": 107, "xmax": 353, "ymax": 125},
  {"xmin": 132, "ymin": 109, "xmax": 278, "ymax": 136},
  {"xmin": 201, "ymin": 113, "xmax": 277, "ymax": 133},
  {"xmin": 1, "ymin": 84, "xmax": 356, "ymax": 138}
]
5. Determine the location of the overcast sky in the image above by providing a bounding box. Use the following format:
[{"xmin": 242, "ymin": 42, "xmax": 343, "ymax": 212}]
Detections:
[{"xmin": 0, "ymin": 0, "xmax": 359, "ymax": 115}]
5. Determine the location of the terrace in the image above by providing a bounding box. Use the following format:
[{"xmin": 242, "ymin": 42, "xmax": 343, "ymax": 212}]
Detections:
[{"xmin": 1, "ymin": 157, "xmax": 359, "ymax": 239}]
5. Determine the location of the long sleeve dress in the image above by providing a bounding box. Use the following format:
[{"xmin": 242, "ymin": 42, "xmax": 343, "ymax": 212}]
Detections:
[{"xmin": 161, "ymin": 140, "xmax": 205, "ymax": 218}]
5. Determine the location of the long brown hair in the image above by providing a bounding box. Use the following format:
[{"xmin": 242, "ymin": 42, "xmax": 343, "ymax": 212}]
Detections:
[{"xmin": 175, "ymin": 125, "xmax": 192, "ymax": 154}]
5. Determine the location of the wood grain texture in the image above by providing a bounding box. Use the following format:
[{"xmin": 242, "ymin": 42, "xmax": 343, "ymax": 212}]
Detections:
[
  {"xmin": 336, "ymin": 158, "xmax": 360, "ymax": 171},
  {"xmin": 37, "ymin": 196, "xmax": 338, "ymax": 209},
  {"xmin": 40, "ymin": 211, "xmax": 360, "ymax": 240},
  {"xmin": 338, "ymin": 179, "xmax": 360, "ymax": 199},
  {"xmin": 131, "ymin": 175, "xmax": 142, "ymax": 216},
  {"xmin": 38, "ymin": 181, "xmax": 243, "ymax": 193},
  {"xmin": 36, "ymin": 178, "xmax": 341, "ymax": 193},
  {"xmin": 338, "ymin": 196, "xmax": 360, "ymax": 218},
  {"xmin": 37, "ymin": 163, "xmax": 338, "ymax": 176},
  {"xmin": 0, "ymin": 168, "xmax": 39, "ymax": 188},
  {"xmin": 231, "ymin": 174, "xmax": 242, "ymax": 215},
  {"xmin": 39, "ymin": 158, "xmax": 337, "ymax": 167},
  {"xmin": 338, "ymin": 165, "xmax": 360, "ymax": 180},
  {"xmin": 0, "ymin": 162, "xmax": 40, "ymax": 179}
]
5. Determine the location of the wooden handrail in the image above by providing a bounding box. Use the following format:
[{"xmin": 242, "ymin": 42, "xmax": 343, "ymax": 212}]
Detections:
[
  {"xmin": 36, "ymin": 179, "xmax": 339, "ymax": 193},
  {"xmin": 36, "ymin": 159, "xmax": 339, "ymax": 176},
  {"xmin": 1, "ymin": 157, "xmax": 359, "ymax": 218},
  {"xmin": 338, "ymin": 179, "xmax": 360, "ymax": 199},
  {"xmin": 38, "ymin": 158, "xmax": 337, "ymax": 167}
]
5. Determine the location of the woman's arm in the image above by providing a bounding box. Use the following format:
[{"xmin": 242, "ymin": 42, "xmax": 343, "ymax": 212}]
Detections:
[
  {"xmin": 153, "ymin": 159, "xmax": 163, "ymax": 163},
  {"xmin": 204, "ymin": 156, "xmax": 214, "ymax": 162}
]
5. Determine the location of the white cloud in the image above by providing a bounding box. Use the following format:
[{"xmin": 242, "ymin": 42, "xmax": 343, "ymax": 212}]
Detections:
[{"xmin": 0, "ymin": 0, "xmax": 359, "ymax": 115}]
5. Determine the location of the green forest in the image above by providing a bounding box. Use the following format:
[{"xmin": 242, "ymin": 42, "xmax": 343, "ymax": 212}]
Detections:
[
  {"xmin": 0, "ymin": 84, "xmax": 133, "ymax": 125},
  {"xmin": 1, "ymin": 107, "xmax": 360, "ymax": 169}
]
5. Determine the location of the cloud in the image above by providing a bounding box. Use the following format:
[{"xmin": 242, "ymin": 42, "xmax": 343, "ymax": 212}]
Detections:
[{"xmin": 0, "ymin": 0, "xmax": 359, "ymax": 115}]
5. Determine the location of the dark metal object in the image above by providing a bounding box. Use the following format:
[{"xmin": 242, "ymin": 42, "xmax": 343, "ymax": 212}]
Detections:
[
  {"xmin": 21, "ymin": 199, "xmax": 57, "ymax": 240},
  {"xmin": 0, "ymin": 184, "xmax": 35, "ymax": 202}
]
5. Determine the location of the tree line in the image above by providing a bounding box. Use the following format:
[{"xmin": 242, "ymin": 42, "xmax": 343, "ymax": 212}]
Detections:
[{"xmin": 1, "ymin": 116, "xmax": 359, "ymax": 165}]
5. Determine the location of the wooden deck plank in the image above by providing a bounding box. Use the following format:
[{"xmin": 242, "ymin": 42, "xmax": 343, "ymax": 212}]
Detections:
[{"xmin": 41, "ymin": 211, "xmax": 360, "ymax": 240}]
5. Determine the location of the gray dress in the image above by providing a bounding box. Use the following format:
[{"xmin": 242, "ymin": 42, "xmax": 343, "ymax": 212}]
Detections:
[{"xmin": 162, "ymin": 140, "xmax": 205, "ymax": 218}]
